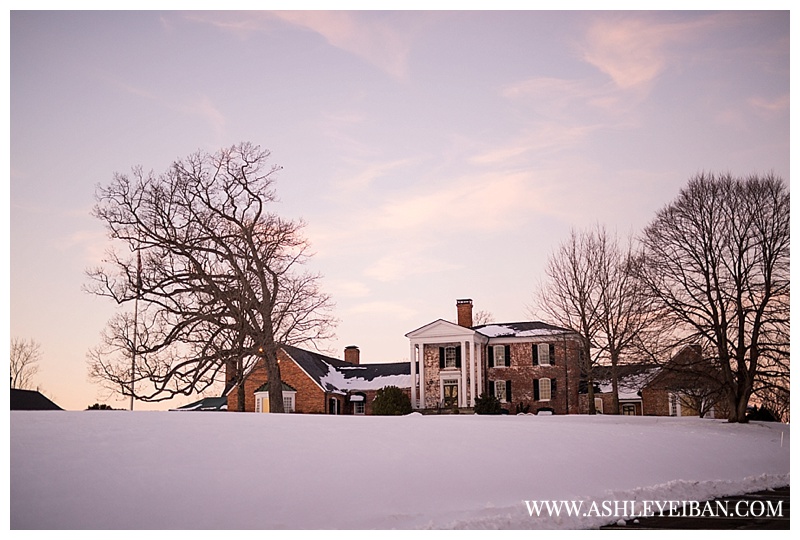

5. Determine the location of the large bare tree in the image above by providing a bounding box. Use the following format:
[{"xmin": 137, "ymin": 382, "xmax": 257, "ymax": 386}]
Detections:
[
  {"xmin": 86, "ymin": 143, "xmax": 336, "ymax": 412},
  {"xmin": 640, "ymin": 172, "xmax": 789, "ymax": 423},
  {"xmin": 535, "ymin": 226, "xmax": 658, "ymax": 414},
  {"xmin": 535, "ymin": 228, "xmax": 602, "ymax": 413},
  {"xmin": 10, "ymin": 337, "xmax": 41, "ymax": 390},
  {"xmin": 592, "ymin": 228, "xmax": 661, "ymax": 414}
]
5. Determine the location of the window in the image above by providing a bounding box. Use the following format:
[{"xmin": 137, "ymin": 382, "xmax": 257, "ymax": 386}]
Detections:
[
  {"xmin": 494, "ymin": 380, "xmax": 506, "ymax": 402},
  {"xmin": 494, "ymin": 345, "xmax": 505, "ymax": 366},
  {"xmin": 534, "ymin": 378, "xmax": 556, "ymax": 401},
  {"xmin": 354, "ymin": 401, "xmax": 365, "ymax": 415},
  {"xmin": 443, "ymin": 379, "xmax": 459, "ymax": 408},
  {"xmin": 439, "ymin": 346, "xmax": 461, "ymax": 369},
  {"xmin": 533, "ymin": 343, "xmax": 555, "ymax": 366},
  {"xmin": 490, "ymin": 345, "xmax": 510, "ymax": 367},
  {"xmin": 622, "ymin": 404, "xmax": 636, "ymax": 416},
  {"xmin": 538, "ymin": 378, "xmax": 552, "ymax": 401},
  {"xmin": 445, "ymin": 347, "xmax": 457, "ymax": 369},
  {"xmin": 539, "ymin": 344, "xmax": 551, "ymax": 366},
  {"xmin": 668, "ymin": 393, "xmax": 680, "ymax": 416},
  {"xmin": 254, "ymin": 390, "xmax": 295, "ymax": 413}
]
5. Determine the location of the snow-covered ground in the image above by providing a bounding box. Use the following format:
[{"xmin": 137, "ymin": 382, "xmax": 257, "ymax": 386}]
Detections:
[{"xmin": 10, "ymin": 411, "xmax": 789, "ymax": 529}]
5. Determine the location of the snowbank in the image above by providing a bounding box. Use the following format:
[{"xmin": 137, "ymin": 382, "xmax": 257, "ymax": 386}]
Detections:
[{"xmin": 10, "ymin": 411, "xmax": 789, "ymax": 529}]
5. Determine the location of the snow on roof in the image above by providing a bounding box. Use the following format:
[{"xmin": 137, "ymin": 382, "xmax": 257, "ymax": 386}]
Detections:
[
  {"xmin": 319, "ymin": 363, "xmax": 411, "ymax": 392},
  {"xmin": 475, "ymin": 321, "xmax": 576, "ymax": 338},
  {"xmin": 594, "ymin": 365, "xmax": 661, "ymax": 399}
]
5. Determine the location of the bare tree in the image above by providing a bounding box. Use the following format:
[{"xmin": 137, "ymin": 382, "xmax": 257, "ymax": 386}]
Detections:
[
  {"xmin": 473, "ymin": 310, "xmax": 495, "ymax": 326},
  {"xmin": 86, "ymin": 143, "xmax": 336, "ymax": 413},
  {"xmin": 592, "ymin": 227, "xmax": 661, "ymax": 414},
  {"xmin": 10, "ymin": 337, "xmax": 41, "ymax": 390},
  {"xmin": 535, "ymin": 229, "xmax": 602, "ymax": 413},
  {"xmin": 640, "ymin": 172, "xmax": 789, "ymax": 423}
]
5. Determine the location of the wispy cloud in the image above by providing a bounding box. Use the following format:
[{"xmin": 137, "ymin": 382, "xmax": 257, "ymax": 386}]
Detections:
[
  {"xmin": 179, "ymin": 95, "xmax": 227, "ymax": 138},
  {"xmin": 580, "ymin": 15, "xmax": 709, "ymax": 92},
  {"xmin": 333, "ymin": 158, "xmax": 413, "ymax": 192},
  {"xmin": 749, "ymin": 94, "xmax": 789, "ymax": 113},
  {"xmin": 272, "ymin": 11, "xmax": 414, "ymax": 80},
  {"xmin": 187, "ymin": 11, "xmax": 416, "ymax": 80},
  {"xmin": 471, "ymin": 123, "xmax": 598, "ymax": 166},
  {"xmin": 347, "ymin": 301, "xmax": 418, "ymax": 320},
  {"xmin": 364, "ymin": 250, "xmax": 461, "ymax": 283}
]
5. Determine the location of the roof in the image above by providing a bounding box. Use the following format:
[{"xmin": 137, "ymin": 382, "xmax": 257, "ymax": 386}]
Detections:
[
  {"xmin": 170, "ymin": 396, "xmax": 228, "ymax": 412},
  {"xmin": 254, "ymin": 381, "xmax": 297, "ymax": 393},
  {"xmin": 474, "ymin": 321, "xmax": 578, "ymax": 338},
  {"xmin": 591, "ymin": 364, "xmax": 661, "ymax": 399},
  {"xmin": 11, "ymin": 388, "xmax": 63, "ymax": 411},
  {"xmin": 281, "ymin": 344, "xmax": 411, "ymax": 393}
]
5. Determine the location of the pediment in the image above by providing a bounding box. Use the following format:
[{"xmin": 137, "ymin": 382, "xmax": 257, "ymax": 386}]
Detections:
[{"xmin": 405, "ymin": 318, "xmax": 478, "ymax": 339}]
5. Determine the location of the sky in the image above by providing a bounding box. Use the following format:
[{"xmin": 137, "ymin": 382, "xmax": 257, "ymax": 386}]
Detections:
[
  {"xmin": 10, "ymin": 412, "xmax": 790, "ymax": 529},
  {"xmin": 8, "ymin": 9, "xmax": 791, "ymax": 411}
]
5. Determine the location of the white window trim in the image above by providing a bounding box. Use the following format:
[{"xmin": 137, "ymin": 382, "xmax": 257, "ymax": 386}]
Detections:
[
  {"xmin": 254, "ymin": 390, "xmax": 296, "ymax": 413},
  {"xmin": 493, "ymin": 345, "xmax": 506, "ymax": 367},
  {"xmin": 538, "ymin": 343, "xmax": 551, "ymax": 366},
  {"xmin": 668, "ymin": 392, "xmax": 681, "ymax": 417},
  {"xmin": 354, "ymin": 401, "xmax": 365, "ymax": 415},
  {"xmin": 594, "ymin": 397, "xmax": 604, "ymax": 414},
  {"xmin": 539, "ymin": 378, "xmax": 552, "ymax": 401},
  {"xmin": 494, "ymin": 380, "xmax": 507, "ymax": 403},
  {"xmin": 444, "ymin": 346, "xmax": 457, "ymax": 369},
  {"xmin": 440, "ymin": 376, "xmax": 461, "ymax": 406}
]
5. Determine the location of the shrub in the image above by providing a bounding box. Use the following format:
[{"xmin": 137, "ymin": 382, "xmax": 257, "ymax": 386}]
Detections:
[
  {"xmin": 372, "ymin": 386, "xmax": 412, "ymax": 416},
  {"xmin": 515, "ymin": 402, "xmax": 531, "ymax": 415},
  {"xmin": 474, "ymin": 392, "xmax": 502, "ymax": 415}
]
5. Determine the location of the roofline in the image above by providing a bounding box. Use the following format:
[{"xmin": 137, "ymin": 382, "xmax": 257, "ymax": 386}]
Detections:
[
  {"xmin": 280, "ymin": 347, "xmax": 328, "ymax": 393},
  {"xmin": 405, "ymin": 318, "xmax": 478, "ymax": 338}
]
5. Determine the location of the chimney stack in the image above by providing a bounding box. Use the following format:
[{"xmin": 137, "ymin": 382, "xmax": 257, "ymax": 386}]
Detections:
[
  {"xmin": 344, "ymin": 345, "xmax": 360, "ymax": 365},
  {"xmin": 456, "ymin": 299, "xmax": 473, "ymax": 328}
]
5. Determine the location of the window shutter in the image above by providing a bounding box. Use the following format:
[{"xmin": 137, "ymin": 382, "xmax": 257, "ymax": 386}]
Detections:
[
  {"xmin": 439, "ymin": 347, "xmax": 445, "ymax": 369},
  {"xmin": 532, "ymin": 344, "xmax": 539, "ymax": 365},
  {"xmin": 488, "ymin": 346, "xmax": 494, "ymax": 368},
  {"xmin": 549, "ymin": 344, "xmax": 556, "ymax": 366},
  {"xmin": 506, "ymin": 380, "xmax": 512, "ymax": 402},
  {"xmin": 455, "ymin": 346, "xmax": 462, "ymax": 368},
  {"xmin": 505, "ymin": 345, "xmax": 511, "ymax": 367},
  {"xmin": 534, "ymin": 379, "xmax": 540, "ymax": 401},
  {"xmin": 551, "ymin": 378, "xmax": 557, "ymax": 396},
  {"xmin": 488, "ymin": 381, "xmax": 495, "ymax": 397}
]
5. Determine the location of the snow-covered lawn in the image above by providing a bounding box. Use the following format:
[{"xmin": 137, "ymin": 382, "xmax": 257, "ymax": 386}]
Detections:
[{"xmin": 10, "ymin": 411, "xmax": 789, "ymax": 529}]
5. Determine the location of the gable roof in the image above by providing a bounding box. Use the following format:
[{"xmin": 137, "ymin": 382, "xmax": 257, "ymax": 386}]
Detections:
[
  {"xmin": 474, "ymin": 321, "xmax": 578, "ymax": 338},
  {"xmin": 281, "ymin": 344, "xmax": 411, "ymax": 394},
  {"xmin": 591, "ymin": 364, "xmax": 661, "ymax": 399},
  {"xmin": 405, "ymin": 318, "xmax": 478, "ymax": 339},
  {"xmin": 11, "ymin": 388, "xmax": 63, "ymax": 411},
  {"xmin": 254, "ymin": 381, "xmax": 298, "ymax": 393},
  {"xmin": 171, "ymin": 396, "xmax": 228, "ymax": 411}
]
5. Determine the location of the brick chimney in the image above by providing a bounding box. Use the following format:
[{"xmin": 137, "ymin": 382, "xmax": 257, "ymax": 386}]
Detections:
[
  {"xmin": 456, "ymin": 299, "xmax": 473, "ymax": 328},
  {"xmin": 344, "ymin": 345, "xmax": 360, "ymax": 365}
]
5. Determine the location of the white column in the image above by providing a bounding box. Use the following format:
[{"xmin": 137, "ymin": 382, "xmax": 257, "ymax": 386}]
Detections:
[
  {"xmin": 410, "ymin": 341, "xmax": 417, "ymax": 409},
  {"xmin": 469, "ymin": 339, "xmax": 476, "ymax": 407},
  {"xmin": 476, "ymin": 343, "xmax": 483, "ymax": 400},
  {"xmin": 419, "ymin": 342, "xmax": 426, "ymax": 409},
  {"xmin": 460, "ymin": 340, "xmax": 468, "ymax": 407}
]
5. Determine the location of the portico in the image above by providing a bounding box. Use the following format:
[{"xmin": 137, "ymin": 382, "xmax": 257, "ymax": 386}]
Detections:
[{"xmin": 406, "ymin": 317, "xmax": 487, "ymax": 410}]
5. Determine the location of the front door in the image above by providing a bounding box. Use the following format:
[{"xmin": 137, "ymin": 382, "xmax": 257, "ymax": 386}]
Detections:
[{"xmin": 443, "ymin": 380, "xmax": 459, "ymax": 408}]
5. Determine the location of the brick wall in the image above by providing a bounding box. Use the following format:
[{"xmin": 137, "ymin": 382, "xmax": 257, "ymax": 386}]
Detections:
[
  {"xmin": 484, "ymin": 339, "xmax": 582, "ymax": 415},
  {"xmin": 422, "ymin": 342, "xmax": 471, "ymax": 409},
  {"xmin": 226, "ymin": 349, "xmax": 327, "ymax": 413}
]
